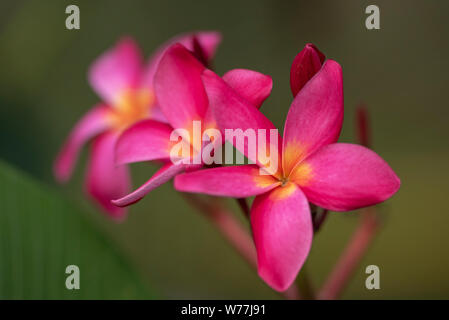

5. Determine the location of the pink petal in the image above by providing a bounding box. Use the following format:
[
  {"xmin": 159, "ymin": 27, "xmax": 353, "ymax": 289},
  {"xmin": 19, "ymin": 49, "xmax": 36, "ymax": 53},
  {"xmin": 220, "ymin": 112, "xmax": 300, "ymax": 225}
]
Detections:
[
  {"xmin": 298, "ymin": 143, "xmax": 401, "ymax": 211},
  {"xmin": 54, "ymin": 105, "xmax": 111, "ymax": 182},
  {"xmin": 251, "ymin": 184, "xmax": 313, "ymax": 291},
  {"xmin": 112, "ymin": 162, "xmax": 187, "ymax": 207},
  {"xmin": 141, "ymin": 31, "xmax": 221, "ymax": 88},
  {"xmin": 154, "ymin": 44, "xmax": 208, "ymax": 130},
  {"xmin": 290, "ymin": 43, "xmax": 325, "ymax": 97},
  {"xmin": 222, "ymin": 69, "xmax": 273, "ymax": 109},
  {"xmin": 202, "ymin": 69, "xmax": 282, "ymax": 174},
  {"xmin": 190, "ymin": 32, "xmax": 222, "ymax": 67},
  {"xmin": 88, "ymin": 37, "xmax": 143, "ymax": 105},
  {"xmin": 86, "ymin": 131, "xmax": 130, "ymax": 220},
  {"xmin": 174, "ymin": 165, "xmax": 280, "ymax": 198},
  {"xmin": 148, "ymin": 105, "xmax": 168, "ymax": 123},
  {"xmin": 115, "ymin": 119, "xmax": 174, "ymax": 165},
  {"xmin": 282, "ymin": 60, "xmax": 343, "ymax": 176}
]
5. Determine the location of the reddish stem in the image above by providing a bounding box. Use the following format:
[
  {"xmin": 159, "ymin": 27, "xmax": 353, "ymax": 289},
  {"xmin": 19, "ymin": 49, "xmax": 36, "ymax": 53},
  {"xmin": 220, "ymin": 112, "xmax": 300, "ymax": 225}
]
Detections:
[
  {"xmin": 283, "ymin": 284, "xmax": 301, "ymax": 300},
  {"xmin": 319, "ymin": 106, "xmax": 383, "ymax": 299},
  {"xmin": 182, "ymin": 194, "xmax": 257, "ymax": 268},
  {"xmin": 182, "ymin": 193, "xmax": 302, "ymax": 300},
  {"xmin": 318, "ymin": 209, "xmax": 379, "ymax": 299},
  {"xmin": 356, "ymin": 106, "xmax": 371, "ymax": 148},
  {"xmin": 236, "ymin": 198, "xmax": 250, "ymax": 218},
  {"xmin": 313, "ymin": 209, "xmax": 329, "ymax": 232}
]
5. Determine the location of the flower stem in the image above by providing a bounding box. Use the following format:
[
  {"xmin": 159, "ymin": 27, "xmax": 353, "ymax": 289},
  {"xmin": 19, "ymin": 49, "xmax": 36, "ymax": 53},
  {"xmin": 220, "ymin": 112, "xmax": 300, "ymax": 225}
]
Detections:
[
  {"xmin": 296, "ymin": 265, "xmax": 315, "ymax": 299},
  {"xmin": 318, "ymin": 105, "xmax": 382, "ymax": 299},
  {"xmin": 236, "ymin": 198, "xmax": 250, "ymax": 218},
  {"xmin": 313, "ymin": 208, "xmax": 329, "ymax": 232},
  {"xmin": 182, "ymin": 193, "xmax": 302, "ymax": 300},
  {"xmin": 318, "ymin": 208, "xmax": 379, "ymax": 299},
  {"xmin": 356, "ymin": 106, "xmax": 371, "ymax": 148},
  {"xmin": 182, "ymin": 194, "xmax": 257, "ymax": 268},
  {"xmin": 283, "ymin": 283, "xmax": 301, "ymax": 300}
]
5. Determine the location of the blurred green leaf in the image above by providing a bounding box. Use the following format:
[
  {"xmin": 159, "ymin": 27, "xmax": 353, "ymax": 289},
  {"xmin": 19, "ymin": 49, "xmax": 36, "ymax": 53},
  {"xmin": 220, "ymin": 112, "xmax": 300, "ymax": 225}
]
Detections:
[{"xmin": 0, "ymin": 159, "xmax": 155, "ymax": 299}]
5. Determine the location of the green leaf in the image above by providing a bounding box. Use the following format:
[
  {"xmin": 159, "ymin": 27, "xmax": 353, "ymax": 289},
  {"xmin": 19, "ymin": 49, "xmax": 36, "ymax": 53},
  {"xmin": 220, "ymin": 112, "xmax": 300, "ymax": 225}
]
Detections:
[{"xmin": 0, "ymin": 159, "xmax": 155, "ymax": 299}]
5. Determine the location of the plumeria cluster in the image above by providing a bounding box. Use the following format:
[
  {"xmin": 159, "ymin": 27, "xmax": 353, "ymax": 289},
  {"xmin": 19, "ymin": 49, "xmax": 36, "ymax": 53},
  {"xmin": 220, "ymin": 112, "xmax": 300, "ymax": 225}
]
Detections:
[{"xmin": 55, "ymin": 32, "xmax": 400, "ymax": 293}]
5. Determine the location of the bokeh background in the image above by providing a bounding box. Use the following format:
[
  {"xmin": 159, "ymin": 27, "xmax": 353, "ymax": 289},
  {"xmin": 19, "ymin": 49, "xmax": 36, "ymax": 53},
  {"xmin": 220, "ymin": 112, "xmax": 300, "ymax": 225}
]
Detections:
[{"xmin": 0, "ymin": 0, "xmax": 448, "ymax": 299}]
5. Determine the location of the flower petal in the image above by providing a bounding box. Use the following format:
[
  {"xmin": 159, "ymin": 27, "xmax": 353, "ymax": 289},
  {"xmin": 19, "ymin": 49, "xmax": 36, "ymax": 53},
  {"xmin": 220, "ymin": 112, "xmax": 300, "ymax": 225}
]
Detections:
[
  {"xmin": 154, "ymin": 44, "xmax": 208, "ymax": 130},
  {"xmin": 202, "ymin": 69, "xmax": 282, "ymax": 174},
  {"xmin": 54, "ymin": 105, "xmax": 111, "ymax": 182},
  {"xmin": 86, "ymin": 131, "xmax": 130, "ymax": 220},
  {"xmin": 222, "ymin": 69, "xmax": 273, "ymax": 109},
  {"xmin": 282, "ymin": 60, "xmax": 343, "ymax": 176},
  {"xmin": 251, "ymin": 183, "xmax": 313, "ymax": 291},
  {"xmin": 290, "ymin": 43, "xmax": 325, "ymax": 97},
  {"xmin": 112, "ymin": 162, "xmax": 187, "ymax": 207},
  {"xmin": 175, "ymin": 165, "xmax": 280, "ymax": 198},
  {"xmin": 115, "ymin": 119, "xmax": 174, "ymax": 165},
  {"xmin": 297, "ymin": 143, "xmax": 401, "ymax": 211},
  {"xmin": 190, "ymin": 32, "xmax": 222, "ymax": 67},
  {"xmin": 88, "ymin": 37, "xmax": 143, "ymax": 106},
  {"xmin": 141, "ymin": 31, "xmax": 221, "ymax": 88}
]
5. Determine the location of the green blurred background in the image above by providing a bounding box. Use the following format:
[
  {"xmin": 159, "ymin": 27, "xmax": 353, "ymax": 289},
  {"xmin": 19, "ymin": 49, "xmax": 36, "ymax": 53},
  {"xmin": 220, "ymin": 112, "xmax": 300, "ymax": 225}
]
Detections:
[{"xmin": 0, "ymin": 0, "xmax": 448, "ymax": 299}]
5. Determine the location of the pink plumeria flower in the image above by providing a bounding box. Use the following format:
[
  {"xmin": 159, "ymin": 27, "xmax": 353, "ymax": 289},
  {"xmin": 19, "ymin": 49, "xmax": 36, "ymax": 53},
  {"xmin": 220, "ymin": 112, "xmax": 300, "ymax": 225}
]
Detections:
[
  {"xmin": 174, "ymin": 44, "xmax": 400, "ymax": 291},
  {"xmin": 54, "ymin": 32, "xmax": 221, "ymax": 219},
  {"xmin": 112, "ymin": 43, "xmax": 273, "ymax": 207}
]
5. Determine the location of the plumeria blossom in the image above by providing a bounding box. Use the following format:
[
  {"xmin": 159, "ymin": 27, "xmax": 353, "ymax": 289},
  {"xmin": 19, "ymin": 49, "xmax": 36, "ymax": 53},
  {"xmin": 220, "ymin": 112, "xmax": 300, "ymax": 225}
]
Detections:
[
  {"xmin": 111, "ymin": 43, "xmax": 273, "ymax": 207},
  {"xmin": 174, "ymin": 44, "xmax": 400, "ymax": 291},
  {"xmin": 54, "ymin": 32, "xmax": 221, "ymax": 219}
]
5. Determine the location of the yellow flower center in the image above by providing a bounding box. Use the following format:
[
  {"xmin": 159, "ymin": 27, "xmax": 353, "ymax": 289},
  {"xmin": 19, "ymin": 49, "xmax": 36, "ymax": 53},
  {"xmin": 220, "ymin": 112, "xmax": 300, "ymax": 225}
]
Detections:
[
  {"xmin": 288, "ymin": 162, "xmax": 312, "ymax": 186},
  {"xmin": 107, "ymin": 89, "xmax": 154, "ymax": 131}
]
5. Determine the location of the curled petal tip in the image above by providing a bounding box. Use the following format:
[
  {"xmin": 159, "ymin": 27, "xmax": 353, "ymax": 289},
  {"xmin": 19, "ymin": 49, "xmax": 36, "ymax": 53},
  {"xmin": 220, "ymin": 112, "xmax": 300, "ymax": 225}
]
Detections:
[
  {"xmin": 111, "ymin": 162, "xmax": 187, "ymax": 208},
  {"xmin": 111, "ymin": 197, "xmax": 143, "ymax": 208}
]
